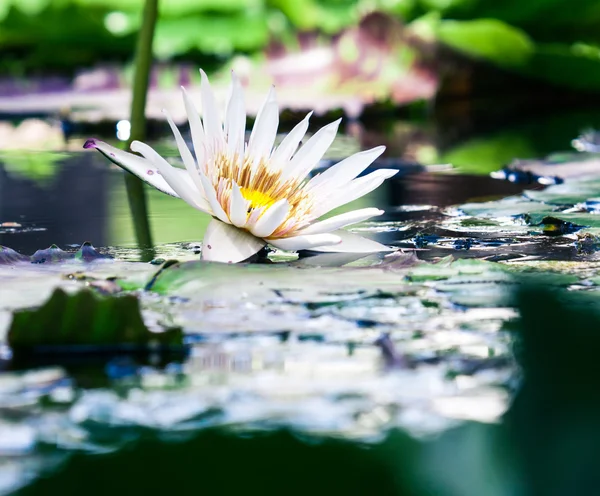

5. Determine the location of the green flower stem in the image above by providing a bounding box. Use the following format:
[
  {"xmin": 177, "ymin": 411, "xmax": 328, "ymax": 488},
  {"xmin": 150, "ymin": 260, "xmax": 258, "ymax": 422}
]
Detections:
[{"xmin": 125, "ymin": 0, "xmax": 159, "ymax": 255}]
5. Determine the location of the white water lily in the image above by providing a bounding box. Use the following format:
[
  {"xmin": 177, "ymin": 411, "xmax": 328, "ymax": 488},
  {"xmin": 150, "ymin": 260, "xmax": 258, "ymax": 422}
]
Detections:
[{"xmin": 84, "ymin": 70, "xmax": 398, "ymax": 263}]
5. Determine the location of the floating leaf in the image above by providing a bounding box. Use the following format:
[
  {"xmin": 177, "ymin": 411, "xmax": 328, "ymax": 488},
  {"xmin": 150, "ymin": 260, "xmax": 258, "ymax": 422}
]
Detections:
[
  {"xmin": 459, "ymin": 196, "xmax": 554, "ymax": 219},
  {"xmin": 8, "ymin": 288, "xmax": 183, "ymax": 354}
]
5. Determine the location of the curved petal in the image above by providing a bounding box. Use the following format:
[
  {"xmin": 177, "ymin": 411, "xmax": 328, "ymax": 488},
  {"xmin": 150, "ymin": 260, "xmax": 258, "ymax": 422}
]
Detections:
[
  {"xmin": 200, "ymin": 69, "xmax": 225, "ymax": 153},
  {"xmin": 229, "ymin": 181, "xmax": 249, "ymax": 228},
  {"xmin": 307, "ymin": 230, "xmax": 394, "ymax": 253},
  {"xmin": 295, "ymin": 208, "xmax": 384, "ymax": 236},
  {"xmin": 84, "ymin": 139, "xmax": 180, "ymax": 197},
  {"xmin": 248, "ymin": 86, "xmax": 279, "ymax": 162},
  {"xmin": 130, "ymin": 141, "xmax": 211, "ymax": 213},
  {"xmin": 181, "ymin": 86, "xmax": 206, "ymax": 167},
  {"xmin": 224, "ymin": 71, "xmax": 246, "ymax": 160},
  {"xmin": 270, "ymin": 111, "xmax": 312, "ymax": 170},
  {"xmin": 201, "ymin": 219, "xmax": 265, "ymax": 263},
  {"xmin": 250, "ymin": 199, "xmax": 290, "ymax": 238},
  {"xmin": 291, "ymin": 252, "xmax": 372, "ymax": 267},
  {"xmin": 198, "ymin": 174, "xmax": 230, "ymax": 224},
  {"xmin": 268, "ymin": 233, "xmax": 341, "ymax": 251},
  {"xmin": 306, "ymin": 146, "xmax": 386, "ymax": 193},
  {"xmin": 163, "ymin": 109, "xmax": 206, "ymax": 199},
  {"xmin": 245, "ymin": 205, "xmax": 265, "ymax": 232},
  {"xmin": 313, "ymin": 168, "xmax": 399, "ymax": 218},
  {"xmin": 281, "ymin": 118, "xmax": 341, "ymax": 182}
]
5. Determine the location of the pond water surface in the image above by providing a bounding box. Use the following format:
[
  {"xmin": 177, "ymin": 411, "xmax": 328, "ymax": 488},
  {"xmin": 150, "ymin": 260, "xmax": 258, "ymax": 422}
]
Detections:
[{"xmin": 2, "ymin": 115, "xmax": 600, "ymax": 495}]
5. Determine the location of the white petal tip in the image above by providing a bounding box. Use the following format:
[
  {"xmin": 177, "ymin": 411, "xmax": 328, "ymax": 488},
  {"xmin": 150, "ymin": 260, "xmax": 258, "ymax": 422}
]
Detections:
[
  {"xmin": 266, "ymin": 85, "xmax": 277, "ymax": 101},
  {"xmin": 324, "ymin": 118, "xmax": 342, "ymax": 132}
]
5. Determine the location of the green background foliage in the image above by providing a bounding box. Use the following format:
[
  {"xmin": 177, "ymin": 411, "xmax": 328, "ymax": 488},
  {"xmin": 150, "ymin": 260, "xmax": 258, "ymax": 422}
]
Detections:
[{"xmin": 2, "ymin": 0, "xmax": 600, "ymax": 92}]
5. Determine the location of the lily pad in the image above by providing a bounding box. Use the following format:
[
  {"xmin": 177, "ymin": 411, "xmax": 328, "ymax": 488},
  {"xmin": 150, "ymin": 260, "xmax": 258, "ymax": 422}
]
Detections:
[
  {"xmin": 525, "ymin": 177, "xmax": 600, "ymax": 205},
  {"xmin": 8, "ymin": 288, "xmax": 183, "ymax": 355},
  {"xmin": 458, "ymin": 197, "xmax": 554, "ymax": 219}
]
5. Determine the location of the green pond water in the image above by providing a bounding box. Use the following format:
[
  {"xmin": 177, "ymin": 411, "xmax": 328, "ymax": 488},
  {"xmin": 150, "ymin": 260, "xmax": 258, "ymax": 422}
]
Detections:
[{"xmin": 3, "ymin": 120, "xmax": 600, "ymax": 494}]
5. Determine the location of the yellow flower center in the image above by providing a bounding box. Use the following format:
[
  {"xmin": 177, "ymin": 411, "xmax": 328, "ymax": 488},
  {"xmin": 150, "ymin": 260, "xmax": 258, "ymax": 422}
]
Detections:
[{"xmin": 240, "ymin": 187, "xmax": 277, "ymax": 210}]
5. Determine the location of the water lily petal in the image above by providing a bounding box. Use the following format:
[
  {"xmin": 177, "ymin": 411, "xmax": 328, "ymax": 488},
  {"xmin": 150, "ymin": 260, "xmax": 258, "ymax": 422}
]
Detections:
[
  {"xmin": 308, "ymin": 229, "xmax": 394, "ymax": 253},
  {"xmin": 225, "ymin": 71, "xmax": 246, "ymax": 160},
  {"xmin": 84, "ymin": 139, "xmax": 179, "ymax": 196},
  {"xmin": 282, "ymin": 118, "xmax": 341, "ymax": 182},
  {"xmin": 251, "ymin": 199, "xmax": 290, "ymax": 238},
  {"xmin": 162, "ymin": 108, "xmax": 207, "ymax": 200},
  {"xmin": 229, "ymin": 181, "xmax": 249, "ymax": 228},
  {"xmin": 199, "ymin": 174, "xmax": 230, "ymax": 224},
  {"xmin": 201, "ymin": 219, "xmax": 265, "ymax": 263},
  {"xmin": 130, "ymin": 141, "xmax": 211, "ymax": 213},
  {"xmin": 291, "ymin": 252, "xmax": 372, "ymax": 267},
  {"xmin": 296, "ymin": 208, "xmax": 384, "ymax": 236},
  {"xmin": 313, "ymin": 168, "xmax": 399, "ymax": 217},
  {"xmin": 245, "ymin": 205, "xmax": 265, "ymax": 232},
  {"xmin": 200, "ymin": 69, "xmax": 225, "ymax": 153},
  {"xmin": 270, "ymin": 111, "xmax": 312, "ymax": 169},
  {"xmin": 307, "ymin": 146, "xmax": 386, "ymax": 192},
  {"xmin": 89, "ymin": 70, "xmax": 396, "ymax": 264},
  {"xmin": 268, "ymin": 233, "xmax": 341, "ymax": 251},
  {"xmin": 248, "ymin": 86, "xmax": 279, "ymax": 162},
  {"xmin": 181, "ymin": 86, "xmax": 205, "ymax": 167}
]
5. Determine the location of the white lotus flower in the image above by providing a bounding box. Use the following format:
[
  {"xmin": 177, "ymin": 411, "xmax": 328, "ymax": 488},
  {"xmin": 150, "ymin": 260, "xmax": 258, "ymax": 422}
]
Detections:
[{"xmin": 84, "ymin": 70, "xmax": 398, "ymax": 263}]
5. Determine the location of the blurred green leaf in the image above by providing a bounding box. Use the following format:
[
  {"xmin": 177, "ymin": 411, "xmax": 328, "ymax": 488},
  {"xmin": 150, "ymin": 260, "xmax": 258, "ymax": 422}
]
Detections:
[
  {"xmin": 521, "ymin": 42, "xmax": 600, "ymax": 91},
  {"xmin": 267, "ymin": 0, "xmax": 359, "ymax": 32},
  {"xmin": 436, "ymin": 18, "xmax": 534, "ymax": 67},
  {"xmin": 75, "ymin": 0, "xmax": 260, "ymax": 15},
  {"xmin": 154, "ymin": 14, "xmax": 268, "ymax": 58},
  {"xmin": 16, "ymin": 0, "xmax": 52, "ymax": 16}
]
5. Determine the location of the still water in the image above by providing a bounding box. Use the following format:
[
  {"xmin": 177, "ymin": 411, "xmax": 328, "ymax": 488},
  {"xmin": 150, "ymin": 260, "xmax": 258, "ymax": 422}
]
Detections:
[
  {"xmin": 0, "ymin": 149, "xmax": 529, "ymax": 257},
  {"xmin": 4, "ymin": 101, "xmax": 598, "ymax": 255},
  {"xmin": 0, "ymin": 115, "xmax": 599, "ymax": 495}
]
